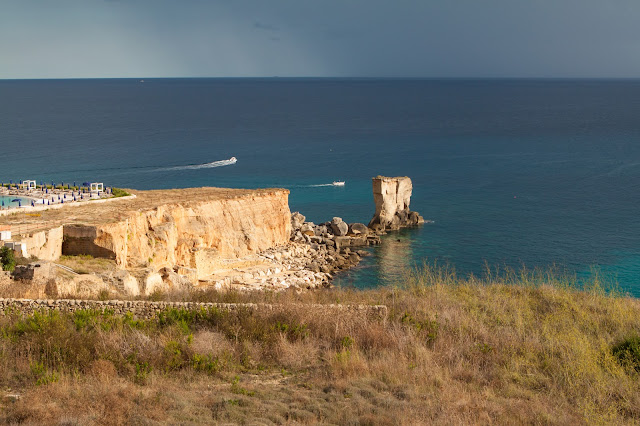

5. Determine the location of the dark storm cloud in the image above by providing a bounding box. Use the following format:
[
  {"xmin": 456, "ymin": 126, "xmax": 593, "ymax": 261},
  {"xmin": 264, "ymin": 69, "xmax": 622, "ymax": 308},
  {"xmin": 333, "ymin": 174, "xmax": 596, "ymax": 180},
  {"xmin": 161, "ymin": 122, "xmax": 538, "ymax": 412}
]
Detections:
[
  {"xmin": 2, "ymin": 0, "xmax": 640, "ymax": 78},
  {"xmin": 253, "ymin": 21, "xmax": 279, "ymax": 32}
]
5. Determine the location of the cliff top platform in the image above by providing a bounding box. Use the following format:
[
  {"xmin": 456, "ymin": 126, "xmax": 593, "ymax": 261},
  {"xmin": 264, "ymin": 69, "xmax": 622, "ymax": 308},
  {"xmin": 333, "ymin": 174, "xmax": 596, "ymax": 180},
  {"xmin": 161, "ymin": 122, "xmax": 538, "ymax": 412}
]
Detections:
[{"xmin": 0, "ymin": 187, "xmax": 287, "ymax": 233}]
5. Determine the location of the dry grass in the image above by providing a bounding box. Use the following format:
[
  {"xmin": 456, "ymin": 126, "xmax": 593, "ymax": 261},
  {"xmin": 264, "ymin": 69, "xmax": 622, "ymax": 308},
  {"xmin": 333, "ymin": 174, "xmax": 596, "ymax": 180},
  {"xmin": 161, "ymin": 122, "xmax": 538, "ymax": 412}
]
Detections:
[
  {"xmin": 1, "ymin": 266, "xmax": 639, "ymax": 424},
  {"xmin": 57, "ymin": 255, "xmax": 117, "ymax": 275}
]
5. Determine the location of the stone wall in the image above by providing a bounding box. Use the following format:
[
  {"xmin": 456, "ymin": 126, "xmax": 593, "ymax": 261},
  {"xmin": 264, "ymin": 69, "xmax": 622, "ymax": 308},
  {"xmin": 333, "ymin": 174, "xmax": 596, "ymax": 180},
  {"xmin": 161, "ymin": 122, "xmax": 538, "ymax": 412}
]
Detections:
[{"xmin": 0, "ymin": 298, "xmax": 388, "ymax": 321}]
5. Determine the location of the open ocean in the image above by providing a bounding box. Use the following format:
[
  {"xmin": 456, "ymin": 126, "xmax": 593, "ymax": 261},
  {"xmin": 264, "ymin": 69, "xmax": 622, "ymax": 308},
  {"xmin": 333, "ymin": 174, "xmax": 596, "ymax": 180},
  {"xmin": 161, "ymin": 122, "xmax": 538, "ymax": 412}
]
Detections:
[{"xmin": 2, "ymin": 78, "xmax": 640, "ymax": 295}]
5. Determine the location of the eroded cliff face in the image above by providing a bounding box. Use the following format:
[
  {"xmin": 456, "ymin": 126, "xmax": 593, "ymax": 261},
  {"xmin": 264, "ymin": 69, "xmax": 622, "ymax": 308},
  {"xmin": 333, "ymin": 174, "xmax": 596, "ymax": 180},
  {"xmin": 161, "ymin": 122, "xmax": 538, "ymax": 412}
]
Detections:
[
  {"xmin": 22, "ymin": 226, "xmax": 64, "ymax": 261},
  {"xmin": 62, "ymin": 190, "xmax": 291, "ymax": 279}
]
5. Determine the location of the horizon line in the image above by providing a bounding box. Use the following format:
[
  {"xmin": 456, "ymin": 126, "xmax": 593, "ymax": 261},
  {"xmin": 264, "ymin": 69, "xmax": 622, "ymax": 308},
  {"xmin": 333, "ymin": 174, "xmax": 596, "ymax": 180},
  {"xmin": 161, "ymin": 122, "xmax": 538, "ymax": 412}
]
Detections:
[{"xmin": 3, "ymin": 76, "xmax": 640, "ymax": 81}]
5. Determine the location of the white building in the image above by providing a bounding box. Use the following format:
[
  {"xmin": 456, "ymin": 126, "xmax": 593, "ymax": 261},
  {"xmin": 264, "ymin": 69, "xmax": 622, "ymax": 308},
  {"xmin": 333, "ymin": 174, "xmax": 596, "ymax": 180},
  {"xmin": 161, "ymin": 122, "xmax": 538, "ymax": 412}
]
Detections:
[
  {"xmin": 90, "ymin": 182, "xmax": 104, "ymax": 192},
  {"xmin": 23, "ymin": 180, "xmax": 37, "ymax": 191},
  {"xmin": 0, "ymin": 226, "xmax": 11, "ymax": 241}
]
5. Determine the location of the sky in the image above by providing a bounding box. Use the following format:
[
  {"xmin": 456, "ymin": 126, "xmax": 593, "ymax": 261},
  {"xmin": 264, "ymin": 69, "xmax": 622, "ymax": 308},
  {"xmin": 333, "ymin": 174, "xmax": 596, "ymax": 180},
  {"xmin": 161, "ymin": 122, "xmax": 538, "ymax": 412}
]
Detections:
[{"xmin": 2, "ymin": 0, "xmax": 640, "ymax": 79}]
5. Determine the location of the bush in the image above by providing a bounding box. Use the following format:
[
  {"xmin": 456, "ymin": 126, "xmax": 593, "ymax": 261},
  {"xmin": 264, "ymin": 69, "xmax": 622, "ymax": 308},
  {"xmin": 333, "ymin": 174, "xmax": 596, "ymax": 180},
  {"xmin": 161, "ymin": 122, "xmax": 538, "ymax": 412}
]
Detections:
[
  {"xmin": 0, "ymin": 246, "xmax": 16, "ymax": 272},
  {"xmin": 612, "ymin": 336, "xmax": 640, "ymax": 372},
  {"xmin": 111, "ymin": 188, "xmax": 131, "ymax": 198}
]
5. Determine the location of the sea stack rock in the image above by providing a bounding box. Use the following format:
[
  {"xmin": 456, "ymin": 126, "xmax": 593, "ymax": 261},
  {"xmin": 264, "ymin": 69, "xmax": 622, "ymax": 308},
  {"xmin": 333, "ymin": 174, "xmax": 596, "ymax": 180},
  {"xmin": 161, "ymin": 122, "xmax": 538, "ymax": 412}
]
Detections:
[{"xmin": 368, "ymin": 176, "xmax": 424, "ymax": 231}]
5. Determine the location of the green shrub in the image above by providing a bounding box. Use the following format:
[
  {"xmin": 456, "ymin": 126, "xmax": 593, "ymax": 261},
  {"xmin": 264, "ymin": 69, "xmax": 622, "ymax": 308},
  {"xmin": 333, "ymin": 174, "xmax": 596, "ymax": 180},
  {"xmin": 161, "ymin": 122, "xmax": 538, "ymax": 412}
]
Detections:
[
  {"xmin": 400, "ymin": 311, "xmax": 439, "ymax": 344},
  {"xmin": 273, "ymin": 320, "xmax": 309, "ymax": 341},
  {"xmin": 341, "ymin": 335, "xmax": 354, "ymax": 349},
  {"xmin": 134, "ymin": 360, "xmax": 152, "ymax": 384},
  {"xmin": 0, "ymin": 246, "xmax": 16, "ymax": 272},
  {"xmin": 111, "ymin": 188, "xmax": 131, "ymax": 198},
  {"xmin": 230, "ymin": 376, "xmax": 255, "ymax": 396},
  {"xmin": 192, "ymin": 354, "xmax": 221, "ymax": 374},
  {"xmin": 612, "ymin": 336, "xmax": 640, "ymax": 372},
  {"xmin": 30, "ymin": 361, "xmax": 59, "ymax": 386}
]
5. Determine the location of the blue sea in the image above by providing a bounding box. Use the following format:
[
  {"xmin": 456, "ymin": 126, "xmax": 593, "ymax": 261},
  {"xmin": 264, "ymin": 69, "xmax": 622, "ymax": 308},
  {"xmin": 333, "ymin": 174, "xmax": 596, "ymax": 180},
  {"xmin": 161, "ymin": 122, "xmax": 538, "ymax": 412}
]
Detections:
[{"xmin": 2, "ymin": 78, "xmax": 640, "ymax": 295}]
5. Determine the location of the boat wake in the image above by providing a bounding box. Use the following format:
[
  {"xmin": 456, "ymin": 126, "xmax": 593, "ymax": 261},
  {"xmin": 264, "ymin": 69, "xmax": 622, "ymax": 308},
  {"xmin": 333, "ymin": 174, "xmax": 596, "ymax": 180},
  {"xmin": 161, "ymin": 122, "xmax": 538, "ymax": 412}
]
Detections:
[
  {"xmin": 33, "ymin": 157, "xmax": 238, "ymax": 177},
  {"xmin": 302, "ymin": 181, "xmax": 346, "ymax": 188},
  {"xmin": 164, "ymin": 157, "xmax": 237, "ymax": 171}
]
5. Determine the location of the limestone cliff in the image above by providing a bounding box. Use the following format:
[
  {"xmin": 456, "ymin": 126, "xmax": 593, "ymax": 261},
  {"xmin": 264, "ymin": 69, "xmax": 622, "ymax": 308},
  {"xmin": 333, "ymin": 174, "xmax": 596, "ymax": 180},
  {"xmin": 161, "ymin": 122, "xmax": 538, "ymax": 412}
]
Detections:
[
  {"xmin": 62, "ymin": 190, "xmax": 292, "ymax": 279},
  {"xmin": 21, "ymin": 226, "xmax": 64, "ymax": 261}
]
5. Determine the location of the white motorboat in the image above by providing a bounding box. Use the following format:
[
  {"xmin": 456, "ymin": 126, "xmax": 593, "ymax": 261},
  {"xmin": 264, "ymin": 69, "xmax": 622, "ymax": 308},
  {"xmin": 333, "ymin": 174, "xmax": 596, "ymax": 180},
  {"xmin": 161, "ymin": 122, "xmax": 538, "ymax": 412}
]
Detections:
[
  {"xmin": 332, "ymin": 181, "xmax": 345, "ymax": 186},
  {"xmin": 229, "ymin": 157, "xmax": 237, "ymax": 164}
]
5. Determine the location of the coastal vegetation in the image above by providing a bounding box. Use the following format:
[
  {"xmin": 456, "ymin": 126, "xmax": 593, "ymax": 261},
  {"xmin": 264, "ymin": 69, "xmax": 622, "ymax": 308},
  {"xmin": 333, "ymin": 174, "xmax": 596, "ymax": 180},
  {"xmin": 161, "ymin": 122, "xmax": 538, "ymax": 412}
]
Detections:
[
  {"xmin": 0, "ymin": 246, "xmax": 16, "ymax": 272},
  {"xmin": 110, "ymin": 188, "xmax": 131, "ymax": 198},
  {"xmin": 0, "ymin": 266, "xmax": 639, "ymax": 424}
]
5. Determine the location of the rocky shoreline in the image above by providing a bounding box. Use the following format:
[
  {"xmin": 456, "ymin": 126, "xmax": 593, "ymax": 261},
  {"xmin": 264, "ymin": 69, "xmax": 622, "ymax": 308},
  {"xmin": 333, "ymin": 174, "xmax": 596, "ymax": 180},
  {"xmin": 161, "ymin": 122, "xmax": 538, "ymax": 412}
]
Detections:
[
  {"xmin": 247, "ymin": 175, "xmax": 427, "ymax": 290},
  {"xmin": 0, "ymin": 176, "xmax": 426, "ymax": 296},
  {"xmin": 176, "ymin": 176, "xmax": 426, "ymax": 292}
]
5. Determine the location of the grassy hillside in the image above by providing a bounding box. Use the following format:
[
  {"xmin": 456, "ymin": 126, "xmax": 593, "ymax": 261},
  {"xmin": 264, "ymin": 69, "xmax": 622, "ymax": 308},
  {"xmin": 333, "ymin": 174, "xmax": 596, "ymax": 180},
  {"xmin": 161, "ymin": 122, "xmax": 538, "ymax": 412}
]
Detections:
[{"xmin": 1, "ymin": 267, "xmax": 639, "ymax": 424}]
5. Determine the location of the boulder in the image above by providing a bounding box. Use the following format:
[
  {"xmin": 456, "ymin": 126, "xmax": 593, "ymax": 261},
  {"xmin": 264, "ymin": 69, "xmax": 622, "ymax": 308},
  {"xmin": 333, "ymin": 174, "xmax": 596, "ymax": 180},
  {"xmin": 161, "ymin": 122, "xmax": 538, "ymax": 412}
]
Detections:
[
  {"xmin": 330, "ymin": 217, "xmax": 349, "ymax": 236},
  {"xmin": 300, "ymin": 223, "xmax": 316, "ymax": 236},
  {"xmin": 349, "ymin": 223, "xmax": 369, "ymax": 235},
  {"xmin": 310, "ymin": 236, "xmax": 324, "ymax": 244},
  {"xmin": 334, "ymin": 236, "xmax": 351, "ymax": 251},
  {"xmin": 291, "ymin": 212, "xmax": 306, "ymax": 230},
  {"xmin": 11, "ymin": 262, "xmax": 52, "ymax": 282},
  {"xmin": 408, "ymin": 211, "xmax": 421, "ymax": 224},
  {"xmin": 388, "ymin": 214, "xmax": 401, "ymax": 230},
  {"xmin": 320, "ymin": 265, "xmax": 333, "ymax": 274},
  {"xmin": 315, "ymin": 225, "xmax": 328, "ymax": 236}
]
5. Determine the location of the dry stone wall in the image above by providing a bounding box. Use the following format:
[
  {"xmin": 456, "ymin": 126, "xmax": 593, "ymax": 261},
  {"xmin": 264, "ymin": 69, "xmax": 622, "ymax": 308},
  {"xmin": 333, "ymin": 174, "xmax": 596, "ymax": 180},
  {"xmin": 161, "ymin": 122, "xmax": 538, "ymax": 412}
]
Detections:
[{"xmin": 0, "ymin": 298, "xmax": 388, "ymax": 321}]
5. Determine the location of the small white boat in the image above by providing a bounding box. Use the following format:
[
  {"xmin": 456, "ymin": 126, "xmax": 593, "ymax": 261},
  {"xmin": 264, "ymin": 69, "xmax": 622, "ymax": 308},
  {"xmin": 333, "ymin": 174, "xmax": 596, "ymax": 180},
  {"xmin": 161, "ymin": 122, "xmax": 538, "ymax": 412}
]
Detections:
[
  {"xmin": 229, "ymin": 157, "xmax": 237, "ymax": 164},
  {"xmin": 332, "ymin": 181, "xmax": 345, "ymax": 186}
]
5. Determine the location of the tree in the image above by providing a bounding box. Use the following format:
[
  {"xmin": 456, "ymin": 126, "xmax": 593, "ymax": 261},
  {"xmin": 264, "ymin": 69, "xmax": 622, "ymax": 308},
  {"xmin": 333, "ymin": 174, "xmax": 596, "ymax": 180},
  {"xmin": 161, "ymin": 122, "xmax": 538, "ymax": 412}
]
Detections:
[{"xmin": 0, "ymin": 246, "xmax": 16, "ymax": 272}]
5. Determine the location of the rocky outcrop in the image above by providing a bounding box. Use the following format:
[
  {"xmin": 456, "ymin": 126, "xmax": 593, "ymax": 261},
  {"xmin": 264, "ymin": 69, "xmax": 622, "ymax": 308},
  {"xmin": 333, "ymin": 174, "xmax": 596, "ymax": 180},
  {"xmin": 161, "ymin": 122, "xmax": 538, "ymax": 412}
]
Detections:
[
  {"xmin": 20, "ymin": 226, "xmax": 64, "ymax": 261},
  {"xmin": 11, "ymin": 262, "xmax": 53, "ymax": 282},
  {"xmin": 0, "ymin": 190, "xmax": 294, "ymax": 297},
  {"xmin": 50, "ymin": 190, "xmax": 291, "ymax": 279},
  {"xmin": 289, "ymin": 212, "xmax": 381, "ymax": 278},
  {"xmin": 0, "ymin": 179, "xmax": 426, "ymax": 297},
  {"xmin": 368, "ymin": 176, "xmax": 424, "ymax": 231}
]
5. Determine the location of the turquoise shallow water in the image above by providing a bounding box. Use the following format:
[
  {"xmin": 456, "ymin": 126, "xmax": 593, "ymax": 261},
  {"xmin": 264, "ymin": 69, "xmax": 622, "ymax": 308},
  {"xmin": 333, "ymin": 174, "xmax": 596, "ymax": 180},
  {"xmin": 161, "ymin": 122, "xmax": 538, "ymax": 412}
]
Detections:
[
  {"xmin": 1, "ymin": 78, "xmax": 640, "ymax": 295},
  {"xmin": 0, "ymin": 196, "xmax": 30, "ymax": 209}
]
